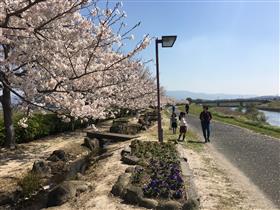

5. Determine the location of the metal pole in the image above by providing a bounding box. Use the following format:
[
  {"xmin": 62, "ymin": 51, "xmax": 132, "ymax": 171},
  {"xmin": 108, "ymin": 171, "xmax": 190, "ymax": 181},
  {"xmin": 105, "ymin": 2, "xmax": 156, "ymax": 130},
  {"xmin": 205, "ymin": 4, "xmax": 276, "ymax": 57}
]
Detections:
[{"xmin": 155, "ymin": 38, "xmax": 163, "ymax": 143}]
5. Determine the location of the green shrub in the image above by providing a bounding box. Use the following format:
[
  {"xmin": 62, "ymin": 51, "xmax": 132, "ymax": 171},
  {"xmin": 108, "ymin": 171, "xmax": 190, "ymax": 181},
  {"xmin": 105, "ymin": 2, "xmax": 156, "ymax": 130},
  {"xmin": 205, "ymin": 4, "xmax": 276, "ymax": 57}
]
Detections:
[
  {"xmin": 18, "ymin": 172, "xmax": 41, "ymax": 197},
  {"xmin": 0, "ymin": 113, "xmax": 88, "ymax": 146}
]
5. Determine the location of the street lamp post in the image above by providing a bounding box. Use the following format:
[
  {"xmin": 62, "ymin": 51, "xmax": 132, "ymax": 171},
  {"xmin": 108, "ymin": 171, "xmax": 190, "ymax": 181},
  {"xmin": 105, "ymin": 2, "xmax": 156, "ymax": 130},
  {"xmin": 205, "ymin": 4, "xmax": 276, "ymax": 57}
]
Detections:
[{"xmin": 155, "ymin": 35, "xmax": 177, "ymax": 143}]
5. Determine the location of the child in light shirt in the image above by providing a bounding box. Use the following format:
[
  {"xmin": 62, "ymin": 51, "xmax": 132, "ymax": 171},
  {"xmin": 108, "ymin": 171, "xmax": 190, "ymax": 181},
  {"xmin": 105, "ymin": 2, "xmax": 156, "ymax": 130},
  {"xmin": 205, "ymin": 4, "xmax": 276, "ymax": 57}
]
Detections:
[{"xmin": 178, "ymin": 112, "xmax": 187, "ymax": 141}]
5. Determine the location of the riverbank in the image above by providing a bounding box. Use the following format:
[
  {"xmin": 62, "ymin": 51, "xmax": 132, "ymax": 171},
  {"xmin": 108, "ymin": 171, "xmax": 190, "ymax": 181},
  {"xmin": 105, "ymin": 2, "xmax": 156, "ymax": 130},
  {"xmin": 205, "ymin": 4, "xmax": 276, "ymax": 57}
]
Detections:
[
  {"xmin": 258, "ymin": 107, "xmax": 280, "ymax": 112},
  {"xmin": 184, "ymin": 104, "xmax": 280, "ymax": 139},
  {"xmin": 257, "ymin": 100, "xmax": 280, "ymax": 112}
]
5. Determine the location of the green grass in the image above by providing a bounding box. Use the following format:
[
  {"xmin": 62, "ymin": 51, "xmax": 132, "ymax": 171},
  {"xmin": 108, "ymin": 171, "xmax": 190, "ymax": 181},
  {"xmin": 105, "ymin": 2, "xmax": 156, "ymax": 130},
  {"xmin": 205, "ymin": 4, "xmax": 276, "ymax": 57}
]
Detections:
[{"xmin": 181, "ymin": 104, "xmax": 280, "ymax": 139}]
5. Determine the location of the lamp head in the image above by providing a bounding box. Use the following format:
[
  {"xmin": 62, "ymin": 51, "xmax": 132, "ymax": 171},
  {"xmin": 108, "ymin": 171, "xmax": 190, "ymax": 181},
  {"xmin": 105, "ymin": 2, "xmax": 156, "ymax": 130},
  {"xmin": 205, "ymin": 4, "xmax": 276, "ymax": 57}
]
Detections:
[{"xmin": 161, "ymin": 35, "xmax": 177, "ymax": 47}]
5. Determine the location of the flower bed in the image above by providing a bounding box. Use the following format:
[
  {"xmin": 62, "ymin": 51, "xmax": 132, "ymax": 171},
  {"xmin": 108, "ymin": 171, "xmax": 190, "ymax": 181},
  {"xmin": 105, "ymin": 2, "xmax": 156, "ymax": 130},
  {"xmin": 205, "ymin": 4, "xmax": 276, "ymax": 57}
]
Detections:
[
  {"xmin": 130, "ymin": 140, "xmax": 185, "ymax": 201},
  {"xmin": 112, "ymin": 140, "xmax": 200, "ymax": 210}
]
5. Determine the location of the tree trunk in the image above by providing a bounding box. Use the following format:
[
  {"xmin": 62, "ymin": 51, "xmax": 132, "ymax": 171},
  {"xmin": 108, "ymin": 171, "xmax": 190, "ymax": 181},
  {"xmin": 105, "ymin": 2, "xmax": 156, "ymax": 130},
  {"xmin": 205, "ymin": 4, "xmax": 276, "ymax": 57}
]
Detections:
[{"xmin": 2, "ymin": 85, "xmax": 15, "ymax": 149}]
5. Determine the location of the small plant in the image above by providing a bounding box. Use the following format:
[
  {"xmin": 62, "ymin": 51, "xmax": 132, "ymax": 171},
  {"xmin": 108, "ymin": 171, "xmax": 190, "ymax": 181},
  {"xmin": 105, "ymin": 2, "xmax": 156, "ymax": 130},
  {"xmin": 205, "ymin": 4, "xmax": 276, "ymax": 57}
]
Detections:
[
  {"xmin": 18, "ymin": 172, "xmax": 42, "ymax": 197},
  {"xmin": 131, "ymin": 167, "xmax": 144, "ymax": 184}
]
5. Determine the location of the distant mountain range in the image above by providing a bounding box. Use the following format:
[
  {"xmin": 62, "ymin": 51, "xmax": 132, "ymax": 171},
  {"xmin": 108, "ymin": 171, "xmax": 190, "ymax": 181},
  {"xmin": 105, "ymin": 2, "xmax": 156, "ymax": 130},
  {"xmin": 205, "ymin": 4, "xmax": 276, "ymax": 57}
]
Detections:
[{"xmin": 166, "ymin": 90, "xmax": 279, "ymax": 101}]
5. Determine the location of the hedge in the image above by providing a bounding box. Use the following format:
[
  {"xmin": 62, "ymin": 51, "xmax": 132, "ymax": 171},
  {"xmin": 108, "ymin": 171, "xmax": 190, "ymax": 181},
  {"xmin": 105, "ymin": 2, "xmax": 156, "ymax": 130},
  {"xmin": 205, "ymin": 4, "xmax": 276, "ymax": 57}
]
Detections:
[{"xmin": 0, "ymin": 113, "xmax": 88, "ymax": 146}]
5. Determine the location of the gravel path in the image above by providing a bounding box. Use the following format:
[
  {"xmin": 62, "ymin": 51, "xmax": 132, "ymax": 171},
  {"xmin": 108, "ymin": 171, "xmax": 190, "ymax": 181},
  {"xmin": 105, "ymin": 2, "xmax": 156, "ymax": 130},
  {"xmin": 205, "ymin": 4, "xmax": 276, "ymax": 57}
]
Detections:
[{"xmin": 187, "ymin": 115, "xmax": 280, "ymax": 208}]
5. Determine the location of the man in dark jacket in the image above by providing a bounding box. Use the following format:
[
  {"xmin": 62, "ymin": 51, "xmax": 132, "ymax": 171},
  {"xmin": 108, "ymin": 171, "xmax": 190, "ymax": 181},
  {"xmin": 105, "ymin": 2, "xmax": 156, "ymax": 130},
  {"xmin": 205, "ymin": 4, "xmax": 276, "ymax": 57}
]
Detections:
[
  {"xmin": 200, "ymin": 106, "xmax": 212, "ymax": 143},
  {"xmin": 185, "ymin": 103, "xmax": 189, "ymax": 114}
]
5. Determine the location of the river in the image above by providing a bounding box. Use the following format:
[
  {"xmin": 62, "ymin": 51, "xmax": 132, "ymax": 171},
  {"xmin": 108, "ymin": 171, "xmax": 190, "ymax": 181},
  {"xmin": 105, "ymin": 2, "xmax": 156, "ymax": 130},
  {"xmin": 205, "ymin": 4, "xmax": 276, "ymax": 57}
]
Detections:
[
  {"xmin": 229, "ymin": 107, "xmax": 280, "ymax": 127},
  {"xmin": 258, "ymin": 110, "xmax": 280, "ymax": 127}
]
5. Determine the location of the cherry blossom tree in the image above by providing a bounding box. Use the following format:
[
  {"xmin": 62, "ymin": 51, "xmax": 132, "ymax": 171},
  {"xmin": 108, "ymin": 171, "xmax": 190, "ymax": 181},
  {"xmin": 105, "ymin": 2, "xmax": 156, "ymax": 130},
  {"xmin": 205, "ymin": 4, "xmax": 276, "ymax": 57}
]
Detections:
[{"xmin": 0, "ymin": 0, "xmax": 156, "ymax": 148}]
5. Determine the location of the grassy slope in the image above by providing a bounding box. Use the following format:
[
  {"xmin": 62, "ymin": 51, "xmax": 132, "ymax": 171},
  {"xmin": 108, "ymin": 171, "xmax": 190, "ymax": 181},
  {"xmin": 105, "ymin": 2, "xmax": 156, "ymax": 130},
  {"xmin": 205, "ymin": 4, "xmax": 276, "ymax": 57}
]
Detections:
[{"xmin": 182, "ymin": 104, "xmax": 280, "ymax": 139}]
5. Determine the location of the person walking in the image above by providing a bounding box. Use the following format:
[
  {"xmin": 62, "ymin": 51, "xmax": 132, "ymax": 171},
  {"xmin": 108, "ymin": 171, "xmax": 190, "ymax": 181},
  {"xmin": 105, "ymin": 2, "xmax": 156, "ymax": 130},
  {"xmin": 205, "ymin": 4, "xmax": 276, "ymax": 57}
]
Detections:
[
  {"xmin": 200, "ymin": 106, "xmax": 212, "ymax": 143},
  {"xmin": 172, "ymin": 104, "xmax": 176, "ymax": 113},
  {"xmin": 178, "ymin": 112, "xmax": 187, "ymax": 141},
  {"xmin": 185, "ymin": 102, "xmax": 189, "ymax": 114},
  {"xmin": 170, "ymin": 112, "xmax": 178, "ymax": 134}
]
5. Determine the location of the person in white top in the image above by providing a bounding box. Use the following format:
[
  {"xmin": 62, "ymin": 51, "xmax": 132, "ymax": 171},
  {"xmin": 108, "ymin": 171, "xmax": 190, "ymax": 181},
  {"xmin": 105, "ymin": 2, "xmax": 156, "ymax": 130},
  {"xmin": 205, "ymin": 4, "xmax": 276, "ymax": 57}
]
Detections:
[{"xmin": 178, "ymin": 112, "xmax": 187, "ymax": 141}]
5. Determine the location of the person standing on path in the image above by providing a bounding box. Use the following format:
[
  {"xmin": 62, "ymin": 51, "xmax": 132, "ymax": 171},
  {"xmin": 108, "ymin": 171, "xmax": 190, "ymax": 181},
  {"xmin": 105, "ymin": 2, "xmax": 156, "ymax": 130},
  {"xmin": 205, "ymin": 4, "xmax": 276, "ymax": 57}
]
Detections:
[
  {"xmin": 178, "ymin": 112, "xmax": 187, "ymax": 141},
  {"xmin": 200, "ymin": 106, "xmax": 212, "ymax": 143},
  {"xmin": 185, "ymin": 102, "xmax": 189, "ymax": 114},
  {"xmin": 170, "ymin": 112, "xmax": 178, "ymax": 134},
  {"xmin": 172, "ymin": 104, "xmax": 176, "ymax": 113}
]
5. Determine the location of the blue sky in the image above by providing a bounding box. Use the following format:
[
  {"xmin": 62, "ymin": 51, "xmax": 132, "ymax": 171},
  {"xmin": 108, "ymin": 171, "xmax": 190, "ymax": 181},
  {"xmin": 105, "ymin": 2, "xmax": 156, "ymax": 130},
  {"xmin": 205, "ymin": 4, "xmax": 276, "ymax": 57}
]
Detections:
[{"xmin": 104, "ymin": 0, "xmax": 279, "ymax": 96}]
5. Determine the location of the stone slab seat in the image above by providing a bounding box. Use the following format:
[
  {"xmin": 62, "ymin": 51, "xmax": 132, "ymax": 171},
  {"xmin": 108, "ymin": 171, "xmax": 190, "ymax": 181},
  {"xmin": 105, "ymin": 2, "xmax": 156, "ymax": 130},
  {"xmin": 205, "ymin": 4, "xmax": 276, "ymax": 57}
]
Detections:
[{"xmin": 86, "ymin": 131, "xmax": 140, "ymax": 142}]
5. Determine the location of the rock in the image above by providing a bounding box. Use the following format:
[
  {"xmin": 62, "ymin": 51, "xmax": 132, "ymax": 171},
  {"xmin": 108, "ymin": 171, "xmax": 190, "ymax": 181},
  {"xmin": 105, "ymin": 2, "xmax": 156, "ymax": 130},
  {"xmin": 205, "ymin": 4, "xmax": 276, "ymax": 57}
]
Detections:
[
  {"xmin": 47, "ymin": 150, "xmax": 67, "ymax": 162},
  {"xmin": 182, "ymin": 199, "xmax": 200, "ymax": 210},
  {"xmin": 47, "ymin": 180, "xmax": 90, "ymax": 207},
  {"xmin": 138, "ymin": 197, "xmax": 158, "ymax": 209},
  {"xmin": 123, "ymin": 185, "xmax": 143, "ymax": 204},
  {"xmin": 110, "ymin": 121, "xmax": 141, "ymax": 135},
  {"xmin": 47, "ymin": 182, "xmax": 76, "ymax": 206},
  {"xmin": 75, "ymin": 184, "xmax": 89, "ymax": 193},
  {"xmin": 32, "ymin": 160, "xmax": 51, "ymax": 176},
  {"xmin": 121, "ymin": 155, "xmax": 140, "ymax": 165},
  {"xmin": 111, "ymin": 173, "xmax": 130, "ymax": 197},
  {"xmin": 126, "ymin": 124, "xmax": 141, "ymax": 135},
  {"xmin": 111, "ymin": 182, "xmax": 123, "ymax": 197},
  {"xmin": 83, "ymin": 137, "xmax": 94, "ymax": 151},
  {"xmin": 125, "ymin": 167, "xmax": 134, "ymax": 173},
  {"xmin": 83, "ymin": 137, "xmax": 100, "ymax": 152},
  {"xmin": 134, "ymin": 165, "xmax": 144, "ymax": 171},
  {"xmin": 91, "ymin": 139, "xmax": 100, "ymax": 150},
  {"xmin": 0, "ymin": 192, "xmax": 14, "ymax": 206},
  {"xmin": 113, "ymin": 118, "xmax": 129, "ymax": 124},
  {"xmin": 48, "ymin": 160, "xmax": 67, "ymax": 182},
  {"xmin": 70, "ymin": 180, "xmax": 90, "ymax": 190},
  {"xmin": 157, "ymin": 200, "xmax": 182, "ymax": 210},
  {"xmin": 121, "ymin": 146, "xmax": 131, "ymax": 157},
  {"xmin": 138, "ymin": 118, "xmax": 146, "ymax": 125},
  {"xmin": 110, "ymin": 124, "xmax": 124, "ymax": 134},
  {"xmin": 76, "ymin": 172, "xmax": 84, "ymax": 180}
]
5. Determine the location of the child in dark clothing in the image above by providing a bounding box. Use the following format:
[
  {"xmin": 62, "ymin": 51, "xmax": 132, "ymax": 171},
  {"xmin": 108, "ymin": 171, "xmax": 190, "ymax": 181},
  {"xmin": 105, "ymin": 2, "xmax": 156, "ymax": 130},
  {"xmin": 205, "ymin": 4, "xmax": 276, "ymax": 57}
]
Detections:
[{"xmin": 170, "ymin": 112, "xmax": 177, "ymax": 134}]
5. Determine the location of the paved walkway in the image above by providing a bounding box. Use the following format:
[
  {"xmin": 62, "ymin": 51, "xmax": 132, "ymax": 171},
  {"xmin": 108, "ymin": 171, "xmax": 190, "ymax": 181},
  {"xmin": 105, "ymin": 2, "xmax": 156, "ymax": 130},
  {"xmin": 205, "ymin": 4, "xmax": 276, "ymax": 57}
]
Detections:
[{"xmin": 187, "ymin": 114, "xmax": 280, "ymax": 208}]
